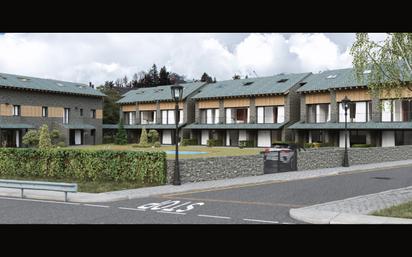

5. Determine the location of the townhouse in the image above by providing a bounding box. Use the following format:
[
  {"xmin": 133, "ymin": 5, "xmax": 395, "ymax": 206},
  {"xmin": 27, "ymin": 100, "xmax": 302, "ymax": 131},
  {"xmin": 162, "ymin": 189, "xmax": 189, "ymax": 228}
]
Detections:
[
  {"xmin": 289, "ymin": 68, "xmax": 412, "ymax": 147},
  {"xmin": 184, "ymin": 73, "xmax": 311, "ymax": 147},
  {"xmin": 105, "ymin": 82, "xmax": 206, "ymax": 144},
  {"xmin": 0, "ymin": 72, "xmax": 105, "ymax": 147}
]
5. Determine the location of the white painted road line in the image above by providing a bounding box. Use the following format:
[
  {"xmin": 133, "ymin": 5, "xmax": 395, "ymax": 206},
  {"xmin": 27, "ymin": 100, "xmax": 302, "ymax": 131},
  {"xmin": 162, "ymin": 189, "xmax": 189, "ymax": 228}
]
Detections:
[
  {"xmin": 118, "ymin": 207, "xmax": 146, "ymax": 211},
  {"xmin": 157, "ymin": 211, "xmax": 187, "ymax": 215},
  {"xmin": 243, "ymin": 218, "xmax": 279, "ymax": 224},
  {"xmin": 0, "ymin": 196, "xmax": 80, "ymax": 205},
  {"xmin": 198, "ymin": 214, "xmax": 231, "ymax": 220},
  {"xmin": 83, "ymin": 204, "xmax": 110, "ymax": 208}
]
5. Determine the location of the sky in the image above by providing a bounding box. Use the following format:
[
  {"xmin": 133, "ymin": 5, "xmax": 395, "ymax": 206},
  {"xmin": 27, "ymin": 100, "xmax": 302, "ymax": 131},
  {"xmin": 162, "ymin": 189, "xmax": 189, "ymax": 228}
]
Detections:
[{"xmin": 0, "ymin": 33, "xmax": 388, "ymax": 85}]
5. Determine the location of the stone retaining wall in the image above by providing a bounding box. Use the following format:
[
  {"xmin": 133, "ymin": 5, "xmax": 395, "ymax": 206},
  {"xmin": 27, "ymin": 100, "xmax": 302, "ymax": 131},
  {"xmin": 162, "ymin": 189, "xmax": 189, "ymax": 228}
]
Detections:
[
  {"xmin": 297, "ymin": 145, "xmax": 412, "ymax": 170},
  {"xmin": 166, "ymin": 155, "xmax": 264, "ymax": 184}
]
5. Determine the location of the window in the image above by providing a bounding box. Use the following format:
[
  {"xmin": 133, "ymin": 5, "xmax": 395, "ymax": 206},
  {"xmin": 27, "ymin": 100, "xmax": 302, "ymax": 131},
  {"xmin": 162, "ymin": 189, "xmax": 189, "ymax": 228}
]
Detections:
[
  {"xmin": 90, "ymin": 109, "xmax": 96, "ymax": 119},
  {"xmin": 381, "ymin": 99, "xmax": 412, "ymax": 122},
  {"xmin": 339, "ymin": 101, "xmax": 370, "ymax": 123},
  {"xmin": 141, "ymin": 111, "xmax": 156, "ymax": 124},
  {"xmin": 310, "ymin": 130, "xmax": 324, "ymax": 143},
  {"xmin": 277, "ymin": 106, "xmax": 285, "ymax": 123},
  {"xmin": 80, "ymin": 108, "xmax": 83, "ymax": 117},
  {"xmin": 350, "ymin": 130, "xmax": 368, "ymax": 146},
  {"xmin": 307, "ymin": 104, "xmax": 330, "ymax": 123},
  {"xmin": 225, "ymin": 108, "xmax": 248, "ymax": 124},
  {"xmin": 161, "ymin": 109, "xmax": 182, "ymax": 124},
  {"xmin": 13, "ymin": 105, "xmax": 20, "ymax": 116},
  {"xmin": 395, "ymin": 130, "xmax": 412, "ymax": 146},
  {"xmin": 63, "ymin": 108, "xmax": 70, "ymax": 124},
  {"xmin": 123, "ymin": 112, "xmax": 136, "ymax": 125},
  {"xmin": 42, "ymin": 106, "xmax": 48, "ymax": 117},
  {"xmin": 257, "ymin": 106, "xmax": 285, "ymax": 124}
]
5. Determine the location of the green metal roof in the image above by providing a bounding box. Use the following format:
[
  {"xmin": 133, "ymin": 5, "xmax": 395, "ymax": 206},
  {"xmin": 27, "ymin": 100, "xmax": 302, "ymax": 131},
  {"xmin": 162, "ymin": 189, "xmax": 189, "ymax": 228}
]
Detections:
[
  {"xmin": 0, "ymin": 72, "xmax": 106, "ymax": 97},
  {"xmin": 117, "ymin": 82, "xmax": 206, "ymax": 104},
  {"xmin": 63, "ymin": 124, "xmax": 96, "ymax": 129},
  {"xmin": 184, "ymin": 122, "xmax": 287, "ymax": 130},
  {"xmin": 192, "ymin": 73, "xmax": 311, "ymax": 100},
  {"xmin": 297, "ymin": 68, "xmax": 370, "ymax": 93},
  {"xmin": 0, "ymin": 123, "xmax": 34, "ymax": 129},
  {"xmin": 288, "ymin": 121, "xmax": 412, "ymax": 130},
  {"xmin": 102, "ymin": 123, "xmax": 186, "ymax": 130}
]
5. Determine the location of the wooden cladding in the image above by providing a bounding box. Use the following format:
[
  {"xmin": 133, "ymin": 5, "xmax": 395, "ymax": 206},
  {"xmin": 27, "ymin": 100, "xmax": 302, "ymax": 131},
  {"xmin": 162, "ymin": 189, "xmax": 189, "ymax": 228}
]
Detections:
[
  {"xmin": 336, "ymin": 89, "xmax": 371, "ymax": 102},
  {"xmin": 198, "ymin": 99, "xmax": 220, "ymax": 109},
  {"xmin": 0, "ymin": 104, "xmax": 12, "ymax": 116},
  {"xmin": 21, "ymin": 106, "xmax": 42, "ymax": 117},
  {"xmin": 138, "ymin": 103, "xmax": 157, "ymax": 111},
  {"xmin": 48, "ymin": 107, "xmax": 64, "ymax": 118},
  {"xmin": 122, "ymin": 104, "xmax": 137, "ymax": 112},
  {"xmin": 96, "ymin": 109, "xmax": 103, "ymax": 119},
  {"xmin": 159, "ymin": 101, "xmax": 184, "ymax": 110},
  {"xmin": 223, "ymin": 98, "xmax": 250, "ymax": 108},
  {"xmin": 305, "ymin": 92, "xmax": 331, "ymax": 104},
  {"xmin": 380, "ymin": 88, "xmax": 412, "ymax": 99},
  {"xmin": 255, "ymin": 96, "xmax": 285, "ymax": 106}
]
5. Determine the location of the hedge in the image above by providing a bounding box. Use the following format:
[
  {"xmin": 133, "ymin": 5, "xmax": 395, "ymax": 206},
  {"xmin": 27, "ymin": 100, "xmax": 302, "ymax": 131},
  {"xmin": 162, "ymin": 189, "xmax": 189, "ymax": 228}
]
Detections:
[
  {"xmin": 239, "ymin": 140, "xmax": 255, "ymax": 148},
  {"xmin": 0, "ymin": 148, "xmax": 167, "ymax": 184},
  {"xmin": 207, "ymin": 139, "xmax": 223, "ymax": 147},
  {"xmin": 181, "ymin": 138, "xmax": 198, "ymax": 146}
]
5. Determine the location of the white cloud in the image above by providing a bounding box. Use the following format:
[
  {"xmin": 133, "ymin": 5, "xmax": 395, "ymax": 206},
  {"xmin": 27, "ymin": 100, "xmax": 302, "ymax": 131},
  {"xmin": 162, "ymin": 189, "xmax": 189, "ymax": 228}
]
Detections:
[{"xmin": 0, "ymin": 33, "xmax": 356, "ymax": 85}]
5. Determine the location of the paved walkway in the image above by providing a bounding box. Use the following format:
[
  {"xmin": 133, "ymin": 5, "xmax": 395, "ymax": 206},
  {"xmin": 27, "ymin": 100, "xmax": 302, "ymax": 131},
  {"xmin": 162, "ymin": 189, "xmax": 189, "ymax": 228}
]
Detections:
[
  {"xmin": 1, "ymin": 159, "xmax": 412, "ymax": 203},
  {"xmin": 290, "ymin": 186, "xmax": 412, "ymax": 224}
]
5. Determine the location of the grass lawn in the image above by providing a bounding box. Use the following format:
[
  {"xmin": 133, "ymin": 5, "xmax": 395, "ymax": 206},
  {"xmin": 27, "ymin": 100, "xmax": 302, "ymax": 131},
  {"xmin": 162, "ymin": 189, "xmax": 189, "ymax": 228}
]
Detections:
[
  {"xmin": 372, "ymin": 201, "xmax": 412, "ymax": 219},
  {"xmin": 66, "ymin": 144, "xmax": 263, "ymax": 159},
  {"xmin": 0, "ymin": 175, "xmax": 160, "ymax": 193}
]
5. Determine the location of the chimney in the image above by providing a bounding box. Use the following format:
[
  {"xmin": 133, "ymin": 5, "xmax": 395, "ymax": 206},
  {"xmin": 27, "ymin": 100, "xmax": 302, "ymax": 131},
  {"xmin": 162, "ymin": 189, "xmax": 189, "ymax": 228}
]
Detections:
[{"xmin": 89, "ymin": 82, "xmax": 94, "ymax": 88}]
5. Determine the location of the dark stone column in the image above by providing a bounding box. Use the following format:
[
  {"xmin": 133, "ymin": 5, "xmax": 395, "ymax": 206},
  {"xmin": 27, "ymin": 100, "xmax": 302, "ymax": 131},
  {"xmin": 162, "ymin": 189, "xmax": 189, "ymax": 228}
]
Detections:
[
  {"xmin": 249, "ymin": 97, "xmax": 256, "ymax": 123},
  {"xmin": 330, "ymin": 90, "xmax": 338, "ymax": 123},
  {"xmin": 156, "ymin": 101, "xmax": 161, "ymax": 124},
  {"xmin": 219, "ymin": 99, "xmax": 225, "ymax": 124}
]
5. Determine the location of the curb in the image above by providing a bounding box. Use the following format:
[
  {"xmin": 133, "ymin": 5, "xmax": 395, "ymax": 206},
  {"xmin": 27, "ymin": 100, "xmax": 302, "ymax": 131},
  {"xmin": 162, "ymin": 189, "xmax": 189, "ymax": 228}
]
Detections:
[{"xmin": 289, "ymin": 208, "xmax": 412, "ymax": 224}]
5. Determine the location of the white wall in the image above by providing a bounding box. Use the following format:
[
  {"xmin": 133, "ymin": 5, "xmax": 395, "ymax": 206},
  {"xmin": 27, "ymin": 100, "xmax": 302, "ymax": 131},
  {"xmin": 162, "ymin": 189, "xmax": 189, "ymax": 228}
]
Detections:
[
  {"xmin": 162, "ymin": 130, "xmax": 172, "ymax": 144},
  {"xmin": 277, "ymin": 106, "xmax": 285, "ymax": 123},
  {"xmin": 382, "ymin": 130, "xmax": 395, "ymax": 147},
  {"xmin": 201, "ymin": 130, "xmax": 209, "ymax": 145},
  {"xmin": 239, "ymin": 130, "xmax": 247, "ymax": 141},
  {"xmin": 257, "ymin": 130, "xmax": 271, "ymax": 147}
]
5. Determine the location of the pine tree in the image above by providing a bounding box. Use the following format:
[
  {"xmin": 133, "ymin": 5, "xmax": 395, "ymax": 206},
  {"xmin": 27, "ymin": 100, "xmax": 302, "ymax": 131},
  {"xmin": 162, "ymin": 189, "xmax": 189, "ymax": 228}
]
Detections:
[
  {"xmin": 159, "ymin": 66, "xmax": 170, "ymax": 85},
  {"xmin": 201, "ymin": 72, "xmax": 213, "ymax": 83},
  {"xmin": 114, "ymin": 120, "xmax": 127, "ymax": 145},
  {"xmin": 38, "ymin": 124, "xmax": 52, "ymax": 149},
  {"xmin": 138, "ymin": 127, "xmax": 150, "ymax": 147},
  {"xmin": 149, "ymin": 64, "xmax": 160, "ymax": 86}
]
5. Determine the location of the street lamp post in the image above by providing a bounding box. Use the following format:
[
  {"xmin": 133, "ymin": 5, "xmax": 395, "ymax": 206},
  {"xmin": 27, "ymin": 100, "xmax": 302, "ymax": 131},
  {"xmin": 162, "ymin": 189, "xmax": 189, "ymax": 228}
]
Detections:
[
  {"xmin": 171, "ymin": 84, "xmax": 183, "ymax": 185},
  {"xmin": 341, "ymin": 96, "xmax": 351, "ymax": 167}
]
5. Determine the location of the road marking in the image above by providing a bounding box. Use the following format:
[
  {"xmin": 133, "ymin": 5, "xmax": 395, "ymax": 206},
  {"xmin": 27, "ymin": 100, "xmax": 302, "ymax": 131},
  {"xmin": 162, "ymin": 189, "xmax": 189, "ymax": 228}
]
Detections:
[
  {"xmin": 243, "ymin": 218, "xmax": 279, "ymax": 224},
  {"xmin": 118, "ymin": 207, "xmax": 146, "ymax": 211},
  {"xmin": 198, "ymin": 214, "xmax": 231, "ymax": 220},
  {"xmin": 157, "ymin": 211, "xmax": 186, "ymax": 215},
  {"xmin": 0, "ymin": 196, "xmax": 80, "ymax": 205},
  {"xmin": 83, "ymin": 204, "xmax": 110, "ymax": 208},
  {"xmin": 160, "ymin": 196, "xmax": 303, "ymax": 208}
]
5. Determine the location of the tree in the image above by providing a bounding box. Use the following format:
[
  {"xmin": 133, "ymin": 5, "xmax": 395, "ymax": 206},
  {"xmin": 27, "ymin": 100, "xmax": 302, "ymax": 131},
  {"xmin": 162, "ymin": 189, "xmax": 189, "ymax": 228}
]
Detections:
[
  {"xmin": 122, "ymin": 75, "xmax": 129, "ymax": 87},
  {"xmin": 200, "ymin": 72, "xmax": 213, "ymax": 83},
  {"xmin": 148, "ymin": 64, "xmax": 160, "ymax": 86},
  {"xmin": 114, "ymin": 120, "xmax": 128, "ymax": 145},
  {"xmin": 159, "ymin": 66, "xmax": 170, "ymax": 85},
  {"xmin": 350, "ymin": 33, "xmax": 412, "ymax": 99},
  {"xmin": 232, "ymin": 74, "xmax": 241, "ymax": 80},
  {"xmin": 38, "ymin": 124, "xmax": 52, "ymax": 149},
  {"xmin": 22, "ymin": 130, "xmax": 39, "ymax": 147},
  {"xmin": 147, "ymin": 129, "xmax": 159, "ymax": 144},
  {"xmin": 97, "ymin": 84, "xmax": 121, "ymax": 124},
  {"xmin": 138, "ymin": 127, "xmax": 150, "ymax": 147}
]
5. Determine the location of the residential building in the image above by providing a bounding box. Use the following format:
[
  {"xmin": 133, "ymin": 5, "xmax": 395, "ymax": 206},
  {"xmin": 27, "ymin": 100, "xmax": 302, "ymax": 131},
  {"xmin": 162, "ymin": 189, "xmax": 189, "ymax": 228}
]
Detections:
[
  {"xmin": 185, "ymin": 73, "xmax": 311, "ymax": 147},
  {"xmin": 0, "ymin": 72, "xmax": 105, "ymax": 147},
  {"xmin": 289, "ymin": 68, "xmax": 412, "ymax": 147},
  {"xmin": 105, "ymin": 82, "xmax": 206, "ymax": 144}
]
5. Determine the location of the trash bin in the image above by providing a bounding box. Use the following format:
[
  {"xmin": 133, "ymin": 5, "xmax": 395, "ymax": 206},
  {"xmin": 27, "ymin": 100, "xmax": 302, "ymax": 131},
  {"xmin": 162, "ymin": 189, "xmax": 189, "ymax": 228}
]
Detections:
[{"xmin": 263, "ymin": 147, "xmax": 297, "ymax": 174}]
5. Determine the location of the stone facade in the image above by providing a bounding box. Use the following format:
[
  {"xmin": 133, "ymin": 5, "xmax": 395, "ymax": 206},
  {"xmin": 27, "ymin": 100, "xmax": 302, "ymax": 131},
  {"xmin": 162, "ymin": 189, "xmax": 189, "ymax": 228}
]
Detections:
[
  {"xmin": 166, "ymin": 154, "xmax": 264, "ymax": 183},
  {"xmin": 0, "ymin": 88, "xmax": 103, "ymax": 146},
  {"xmin": 297, "ymin": 145, "xmax": 412, "ymax": 170}
]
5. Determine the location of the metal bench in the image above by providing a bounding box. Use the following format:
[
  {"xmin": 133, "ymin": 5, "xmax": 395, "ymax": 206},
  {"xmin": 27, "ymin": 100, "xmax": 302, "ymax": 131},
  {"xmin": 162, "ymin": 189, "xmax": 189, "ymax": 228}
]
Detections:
[{"xmin": 0, "ymin": 179, "xmax": 78, "ymax": 202}]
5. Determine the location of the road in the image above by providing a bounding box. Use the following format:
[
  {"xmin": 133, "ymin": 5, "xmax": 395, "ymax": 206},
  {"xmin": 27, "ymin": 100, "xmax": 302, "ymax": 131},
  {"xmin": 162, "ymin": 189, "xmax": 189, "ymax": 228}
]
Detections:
[{"xmin": 0, "ymin": 165, "xmax": 412, "ymax": 224}]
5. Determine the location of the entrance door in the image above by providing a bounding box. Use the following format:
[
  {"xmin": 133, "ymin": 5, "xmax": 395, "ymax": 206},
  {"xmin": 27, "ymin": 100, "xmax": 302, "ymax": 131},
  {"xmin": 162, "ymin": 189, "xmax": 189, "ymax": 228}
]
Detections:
[
  {"xmin": 75, "ymin": 130, "xmax": 82, "ymax": 145},
  {"xmin": 162, "ymin": 130, "xmax": 172, "ymax": 145},
  {"xmin": 258, "ymin": 130, "xmax": 271, "ymax": 147},
  {"xmin": 201, "ymin": 130, "xmax": 209, "ymax": 145}
]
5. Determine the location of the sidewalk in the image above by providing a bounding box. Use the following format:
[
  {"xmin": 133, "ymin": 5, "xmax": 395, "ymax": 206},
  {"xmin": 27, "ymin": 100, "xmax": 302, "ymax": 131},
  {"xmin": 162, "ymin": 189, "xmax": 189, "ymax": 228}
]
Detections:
[
  {"xmin": 290, "ymin": 186, "xmax": 412, "ymax": 224},
  {"xmin": 1, "ymin": 159, "xmax": 412, "ymax": 203}
]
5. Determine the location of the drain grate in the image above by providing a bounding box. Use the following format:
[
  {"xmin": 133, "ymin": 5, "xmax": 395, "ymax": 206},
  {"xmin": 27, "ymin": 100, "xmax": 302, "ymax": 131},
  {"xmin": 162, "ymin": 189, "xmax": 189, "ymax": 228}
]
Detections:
[{"xmin": 372, "ymin": 177, "xmax": 392, "ymax": 180}]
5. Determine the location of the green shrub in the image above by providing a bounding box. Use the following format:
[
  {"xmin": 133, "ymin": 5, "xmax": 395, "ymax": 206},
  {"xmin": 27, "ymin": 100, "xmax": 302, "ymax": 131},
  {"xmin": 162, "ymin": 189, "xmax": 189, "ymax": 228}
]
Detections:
[
  {"xmin": 38, "ymin": 124, "xmax": 52, "ymax": 149},
  {"xmin": 0, "ymin": 148, "xmax": 167, "ymax": 184},
  {"xmin": 114, "ymin": 121, "xmax": 128, "ymax": 145},
  {"xmin": 103, "ymin": 135, "xmax": 115, "ymax": 144},
  {"xmin": 181, "ymin": 138, "xmax": 198, "ymax": 146},
  {"xmin": 153, "ymin": 141, "xmax": 161, "ymax": 148},
  {"xmin": 56, "ymin": 142, "xmax": 66, "ymax": 148},
  {"xmin": 148, "ymin": 130, "xmax": 159, "ymax": 144},
  {"xmin": 22, "ymin": 130, "xmax": 39, "ymax": 147},
  {"xmin": 139, "ymin": 128, "xmax": 149, "ymax": 145},
  {"xmin": 207, "ymin": 139, "xmax": 223, "ymax": 147},
  {"xmin": 352, "ymin": 144, "xmax": 373, "ymax": 148},
  {"xmin": 239, "ymin": 140, "xmax": 255, "ymax": 148}
]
